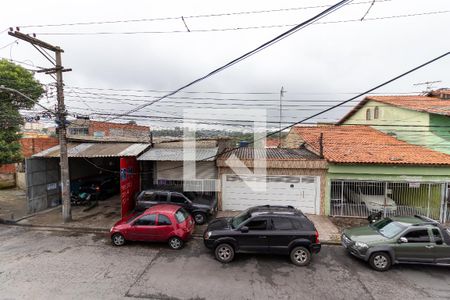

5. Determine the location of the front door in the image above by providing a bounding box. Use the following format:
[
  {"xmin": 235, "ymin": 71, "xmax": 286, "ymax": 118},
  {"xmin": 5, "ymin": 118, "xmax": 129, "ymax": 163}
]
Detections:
[
  {"xmin": 129, "ymin": 214, "xmax": 158, "ymax": 241},
  {"xmin": 393, "ymin": 229, "xmax": 435, "ymax": 263},
  {"xmin": 237, "ymin": 217, "xmax": 270, "ymax": 253},
  {"xmin": 154, "ymin": 214, "xmax": 173, "ymax": 241},
  {"xmin": 169, "ymin": 193, "xmax": 192, "ymax": 211}
]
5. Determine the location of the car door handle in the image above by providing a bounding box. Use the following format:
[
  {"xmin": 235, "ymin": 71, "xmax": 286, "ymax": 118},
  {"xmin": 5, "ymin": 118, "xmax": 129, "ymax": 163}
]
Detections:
[
  {"xmin": 258, "ymin": 236, "xmax": 267, "ymax": 239},
  {"xmin": 425, "ymin": 245, "xmax": 434, "ymax": 249}
]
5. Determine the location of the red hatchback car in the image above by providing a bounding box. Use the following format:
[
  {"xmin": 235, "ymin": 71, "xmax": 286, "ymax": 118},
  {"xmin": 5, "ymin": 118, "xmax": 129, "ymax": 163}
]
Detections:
[{"xmin": 110, "ymin": 204, "xmax": 194, "ymax": 249}]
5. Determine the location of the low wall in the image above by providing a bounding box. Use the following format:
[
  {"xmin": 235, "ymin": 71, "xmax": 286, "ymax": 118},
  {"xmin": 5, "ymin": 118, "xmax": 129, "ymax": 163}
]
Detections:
[
  {"xmin": 16, "ymin": 172, "xmax": 26, "ymax": 190},
  {"xmin": 0, "ymin": 173, "xmax": 15, "ymax": 189}
]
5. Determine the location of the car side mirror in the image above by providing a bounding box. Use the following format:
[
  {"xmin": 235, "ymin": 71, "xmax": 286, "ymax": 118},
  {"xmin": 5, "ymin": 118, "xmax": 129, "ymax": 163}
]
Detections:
[
  {"xmin": 240, "ymin": 226, "xmax": 249, "ymax": 233},
  {"xmin": 398, "ymin": 237, "xmax": 408, "ymax": 243}
]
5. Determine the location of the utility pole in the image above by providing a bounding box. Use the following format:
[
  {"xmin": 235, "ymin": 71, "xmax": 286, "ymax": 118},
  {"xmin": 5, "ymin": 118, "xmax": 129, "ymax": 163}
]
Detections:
[
  {"xmin": 278, "ymin": 86, "xmax": 286, "ymax": 147},
  {"xmin": 8, "ymin": 29, "xmax": 73, "ymax": 222}
]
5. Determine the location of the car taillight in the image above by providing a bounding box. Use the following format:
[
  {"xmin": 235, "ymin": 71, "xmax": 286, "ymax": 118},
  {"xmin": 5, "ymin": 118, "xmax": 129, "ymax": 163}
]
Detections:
[
  {"xmin": 315, "ymin": 230, "xmax": 320, "ymax": 243},
  {"xmin": 95, "ymin": 186, "xmax": 100, "ymax": 192}
]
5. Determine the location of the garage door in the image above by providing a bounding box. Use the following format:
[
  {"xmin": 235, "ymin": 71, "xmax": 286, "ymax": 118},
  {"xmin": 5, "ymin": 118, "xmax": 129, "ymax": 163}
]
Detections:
[{"xmin": 221, "ymin": 174, "xmax": 320, "ymax": 214}]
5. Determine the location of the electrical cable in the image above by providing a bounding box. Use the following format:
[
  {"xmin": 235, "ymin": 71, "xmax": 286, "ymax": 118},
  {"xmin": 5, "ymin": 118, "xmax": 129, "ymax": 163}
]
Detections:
[
  {"xmin": 108, "ymin": 0, "xmax": 353, "ymax": 120},
  {"xmin": 18, "ymin": 0, "xmax": 391, "ymax": 29},
  {"xmin": 30, "ymin": 10, "xmax": 450, "ymax": 36}
]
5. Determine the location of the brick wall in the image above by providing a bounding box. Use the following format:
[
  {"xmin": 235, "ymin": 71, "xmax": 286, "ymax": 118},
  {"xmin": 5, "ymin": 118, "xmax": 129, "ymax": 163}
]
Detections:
[
  {"xmin": 20, "ymin": 137, "xmax": 59, "ymax": 158},
  {"xmin": 0, "ymin": 164, "xmax": 16, "ymax": 174},
  {"xmin": 88, "ymin": 121, "xmax": 150, "ymax": 138}
]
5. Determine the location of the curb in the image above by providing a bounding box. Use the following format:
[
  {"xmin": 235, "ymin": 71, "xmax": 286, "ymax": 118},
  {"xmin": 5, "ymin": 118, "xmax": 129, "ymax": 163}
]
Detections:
[
  {"xmin": 0, "ymin": 222, "xmax": 109, "ymax": 234},
  {"xmin": 0, "ymin": 223, "xmax": 342, "ymax": 245}
]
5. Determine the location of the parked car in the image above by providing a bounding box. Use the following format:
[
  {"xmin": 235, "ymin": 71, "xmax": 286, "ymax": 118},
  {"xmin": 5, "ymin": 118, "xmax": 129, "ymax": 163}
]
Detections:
[
  {"xmin": 135, "ymin": 190, "xmax": 217, "ymax": 225},
  {"xmin": 110, "ymin": 204, "xmax": 194, "ymax": 249},
  {"xmin": 79, "ymin": 176, "xmax": 119, "ymax": 200},
  {"xmin": 344, "ymin": 185, "xmax": 397, "ymax": 213},
  {"xmin": 342, "ymin": 215, "xmax": 450, "ymax": 271},
  {"xmin": 203, "ymin": 205, "xmax": 321, "ymax": 266}
]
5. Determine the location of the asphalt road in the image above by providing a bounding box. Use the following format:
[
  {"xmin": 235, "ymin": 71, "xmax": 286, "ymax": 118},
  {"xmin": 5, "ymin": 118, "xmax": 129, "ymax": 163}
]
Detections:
[{"xmin": 0, "ymin": 226, "xmax": 449, "ymax": 300}]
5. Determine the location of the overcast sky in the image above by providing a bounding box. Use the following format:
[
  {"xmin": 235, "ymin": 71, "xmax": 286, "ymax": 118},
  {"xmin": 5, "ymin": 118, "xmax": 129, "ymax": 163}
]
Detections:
[{"xmin": 1, "ymin": 0, "xmax": 449, "ymax": 130}]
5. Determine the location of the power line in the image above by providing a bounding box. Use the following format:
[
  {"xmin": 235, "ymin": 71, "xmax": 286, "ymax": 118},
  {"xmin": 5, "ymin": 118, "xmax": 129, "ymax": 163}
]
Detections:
[
  {"xmin": 65, "ymin": 84, "xmax": 423, "ymax": 96},
  {"xmin": 17, "ymin": 0, "xmax": 390, "ymax": 29},
  {"xmin": 29, "ymin": 10, "xmax": 450, "ymax": 36},
  {"xmin": 107, "ymin": 0, "xmax": 354, "ymax": 121}
]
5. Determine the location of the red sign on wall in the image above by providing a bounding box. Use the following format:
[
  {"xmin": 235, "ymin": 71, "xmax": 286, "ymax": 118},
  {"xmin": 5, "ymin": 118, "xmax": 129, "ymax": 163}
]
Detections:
[{"xmin": 120, "ymin": 157, "xmax": 140, "ymax": 218}]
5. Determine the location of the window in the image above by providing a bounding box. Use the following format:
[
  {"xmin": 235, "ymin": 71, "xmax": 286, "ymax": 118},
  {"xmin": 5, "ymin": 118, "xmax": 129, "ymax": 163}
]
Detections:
[
  {"xmin": 246, "ymin": 219, "xmax": 268, "ymax": 230},
  {"xmin": 158, "ymin": 214, "xmax": 172, "ymax": 226},
  {"xmin": 432, "ymin": 228, "xmax": 443, "ymax": 244},
  {"xmin": 142, "ymin": 192, "xmax": 156, "ymax": 201},
  {"xmin": 366, "ymin": 108, "xmax": 372, "ymax": 120},
  {"xmin": 134, "ymin": 214, "xmax": 156, "ymax": 226},
  {"xmin": 175, "ymin": 208, "xmax": 190, "ymax": 223},
  {"xmin": 171, "ymin": 193, "xmax": 187, "ymax": 204},
  {"xmin": 68, "ymin": 127, "xmax": 89, "ymax": 135},
  {"xmin": 404, "ymin": 229, "xmax": 430, "ymax": 243},
  {"xmin": 272, "ymin": 217, "xmax": 296, "ymax": 230},
  {"xmin": 374, "ymin": 106, "xmax": 380, "ymax": 119},
  {"xmin": 156, "ymin": 192, "xmax": 168, "ymax": 202},
  {"xmin": 372, "ymin": 219, "xmax": 406, "ymax": 238}
]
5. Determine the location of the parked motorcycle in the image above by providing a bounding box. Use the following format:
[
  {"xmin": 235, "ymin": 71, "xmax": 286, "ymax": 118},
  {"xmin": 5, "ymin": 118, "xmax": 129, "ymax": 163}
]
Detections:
[{"xmin": 70, "ymin": 192, "xmax": 92, "ymax": 206}]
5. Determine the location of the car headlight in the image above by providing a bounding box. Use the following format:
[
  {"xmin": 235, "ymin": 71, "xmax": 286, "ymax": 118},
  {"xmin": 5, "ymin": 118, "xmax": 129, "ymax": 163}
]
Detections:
[
  {"xmin": 204, "ymin": 231, "xmax": 212, "ymax": 240},
  {"xmin": 354, "ymin": 241, "xmax": 368, "ymax": 249}
]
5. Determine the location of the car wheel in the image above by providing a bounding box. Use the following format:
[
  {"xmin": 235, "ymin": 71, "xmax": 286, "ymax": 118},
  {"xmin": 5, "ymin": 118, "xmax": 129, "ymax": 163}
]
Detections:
[
  {"xmin": 369, "ymin": 252, "xmax": 391, "ymax": 271},
  {"xmin": 193, "ymin": 212, "xmax": 206, "ymax": 225},
  {"xmin": 168, "ymin": 236, "xmax": 184, "ymax": 250},
  {"xmin": 111, "ymin": 233, "xmax": 126, "ymax": 246},
  {"xmin": 290, "ymin": 246, "xmax": 311, "ymax": 266},
  {"xmin": 215, "ymin": 243, "xmax": 235, "ymax": 263}
]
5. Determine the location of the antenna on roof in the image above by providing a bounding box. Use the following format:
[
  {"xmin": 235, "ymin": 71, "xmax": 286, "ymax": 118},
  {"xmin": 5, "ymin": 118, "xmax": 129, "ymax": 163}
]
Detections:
[{"xmin": 413, "ymin": 80, "xmax": 442, "ymax": 95}]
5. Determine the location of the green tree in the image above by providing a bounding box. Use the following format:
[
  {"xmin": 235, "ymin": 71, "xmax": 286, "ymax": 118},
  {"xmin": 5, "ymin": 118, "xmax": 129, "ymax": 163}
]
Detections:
[{"xmin": 0, "ymin": 59, "xmax": 44, "ymax": 164}]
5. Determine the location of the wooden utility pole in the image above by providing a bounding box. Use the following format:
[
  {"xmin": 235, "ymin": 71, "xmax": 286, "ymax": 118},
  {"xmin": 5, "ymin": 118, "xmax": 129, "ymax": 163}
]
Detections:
[{"xmin": 8, "ymin": 30, "xmax": 73, "ymax": 222}]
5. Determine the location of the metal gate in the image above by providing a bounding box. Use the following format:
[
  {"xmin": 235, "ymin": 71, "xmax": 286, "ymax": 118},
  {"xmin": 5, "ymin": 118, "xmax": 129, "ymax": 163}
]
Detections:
[
  {"xmin": 330, "ymin": 180, "xmax": 448, "ymax": 222},
  {"xmin": 25, "ymin": 157, "xmax": 61, "ymax": 213}
]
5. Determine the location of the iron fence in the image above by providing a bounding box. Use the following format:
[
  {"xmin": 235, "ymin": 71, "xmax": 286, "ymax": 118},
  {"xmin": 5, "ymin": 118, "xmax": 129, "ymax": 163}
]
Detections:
[{"xmin": 331, "ymin": 180, "xmax": 448, "ymax": 222}]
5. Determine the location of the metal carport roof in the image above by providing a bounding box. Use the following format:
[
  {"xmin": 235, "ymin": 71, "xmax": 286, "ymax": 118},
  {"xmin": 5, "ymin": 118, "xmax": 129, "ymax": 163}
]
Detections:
[
  {"xmin": 137, "ymin": 148, "xmax": 218, "ymax": 161},
  {"xmin": 33, "ymin": 142, "xmax": 151, "ymax": 158}
]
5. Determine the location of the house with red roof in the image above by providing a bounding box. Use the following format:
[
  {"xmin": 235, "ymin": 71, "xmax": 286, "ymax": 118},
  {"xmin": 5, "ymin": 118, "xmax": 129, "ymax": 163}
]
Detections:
[
  {"xmin": 284, "ymin": 125, "xmax": 450, "ymax": 222},
  {"xmin": 337, "ymin": 89, "xmax": 450, "ymax": 154}
]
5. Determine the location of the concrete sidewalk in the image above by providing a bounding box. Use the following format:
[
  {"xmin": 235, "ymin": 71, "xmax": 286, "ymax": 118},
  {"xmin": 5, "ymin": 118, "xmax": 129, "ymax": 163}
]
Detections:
[
  {"xmin": 0, "ymin": 188, "xmax": 28, "ymax": 222},
  {"xmin": 15, "ymin": 195, "xmax": 122, "ymax": 232}
]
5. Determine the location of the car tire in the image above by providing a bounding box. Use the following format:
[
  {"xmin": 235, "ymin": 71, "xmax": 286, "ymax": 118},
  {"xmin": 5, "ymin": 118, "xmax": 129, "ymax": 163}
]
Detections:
[
  {"xmin": 168, "ymin": 236, "xmax": 184, "ymax": 250},
  {"xmin": 290, "ymin": 246, "xmax": 311, "ymax": 266},
  {"xmin": 111, "ymin": 233, "xmax": 126, "ymax": 246},
  {"xmin": 369, "ymin": 252, "xmax": 391, "ymax": 271},
  {"xmin": 215, "ymin": 243, "xmax": 235, "ymax": 263},
  {"xmin": 193, "ymin": 212, "xmax": 206, "ymax": 225}
]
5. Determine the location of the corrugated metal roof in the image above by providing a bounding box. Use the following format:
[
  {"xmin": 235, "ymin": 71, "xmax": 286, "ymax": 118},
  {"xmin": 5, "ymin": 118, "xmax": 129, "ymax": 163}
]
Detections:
[
  {"xmin": 218, "ymin": 148, "xmax": 320, "ymax": 161},
  {"xmin": 137, "ymin": 148, "xmax": 218, "ymax": 161},
  {"xmin": 33, "ymin": 142, "xmax": 150, "ymax": 158}
]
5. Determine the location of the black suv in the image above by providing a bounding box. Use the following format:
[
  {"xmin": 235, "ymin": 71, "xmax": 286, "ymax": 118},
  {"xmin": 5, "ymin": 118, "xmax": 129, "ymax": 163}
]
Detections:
[
  {"xmin": 135, "ymin": 190, "xmax": 217, "ymax": 225},
  {"xmin": 203, "ymin": 205, "xmax": 321, "ymax": 266}
]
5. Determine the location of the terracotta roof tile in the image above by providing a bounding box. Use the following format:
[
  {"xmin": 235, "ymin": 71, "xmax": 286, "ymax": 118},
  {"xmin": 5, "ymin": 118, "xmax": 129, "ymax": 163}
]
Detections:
[
  {"xmin": 338, "ymin": 94, "xmax": 450, "ymax": 124},
  {"xmin": 366, "ymin": 95, "xmax": 450, "ymax": 116},
  {"xmin": 292, "ymin": 125, "xmax": 450, "ymax": 165}
]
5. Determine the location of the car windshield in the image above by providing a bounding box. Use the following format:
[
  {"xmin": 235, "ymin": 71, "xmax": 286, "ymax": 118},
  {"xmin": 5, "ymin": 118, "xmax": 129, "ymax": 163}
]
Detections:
[
  {"xmin": 127, "ymin": 213, "xmax": 141, "ymax": 223},
  {"xmin": 175, "ymin": 208, "xmax": 190, "ymax": 223},
  {"xmin": 371, "ymin": 218, "xmax": 406, "ymax": 238},
  {"xmin": 231, "ymin": 210, "xmax": 251, "ymax": 229}
]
